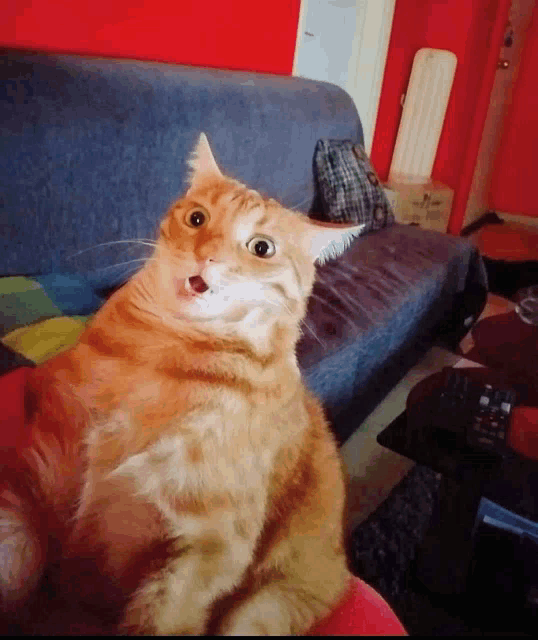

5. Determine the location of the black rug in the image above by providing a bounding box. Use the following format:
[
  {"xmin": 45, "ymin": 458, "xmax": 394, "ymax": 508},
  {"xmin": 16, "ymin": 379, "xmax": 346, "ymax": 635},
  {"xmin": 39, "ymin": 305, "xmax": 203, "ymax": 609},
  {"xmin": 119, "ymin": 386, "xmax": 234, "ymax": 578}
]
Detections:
[
  {"xmin": 349, "ymin": 465, "xmax": 453, "ymax": 635},
  {"xmin": 350, "ymin": 465, "xmax": 440, "ymax": 604},
  {"xmin": 348, "ymin": 465, "xmax": 534, "ymax": 635},
  {"xmin": 349, "ymin": 465, "xmax": 477, "ymax": 636}
]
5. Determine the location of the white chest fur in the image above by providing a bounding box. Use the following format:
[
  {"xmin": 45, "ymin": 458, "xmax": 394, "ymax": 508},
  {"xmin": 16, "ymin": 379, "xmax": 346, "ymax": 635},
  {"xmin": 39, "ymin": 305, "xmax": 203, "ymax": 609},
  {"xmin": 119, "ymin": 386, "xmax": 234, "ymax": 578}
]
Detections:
[{"xmin": 77, "ymin": 387, "xmax": 303, "ymax": 534}]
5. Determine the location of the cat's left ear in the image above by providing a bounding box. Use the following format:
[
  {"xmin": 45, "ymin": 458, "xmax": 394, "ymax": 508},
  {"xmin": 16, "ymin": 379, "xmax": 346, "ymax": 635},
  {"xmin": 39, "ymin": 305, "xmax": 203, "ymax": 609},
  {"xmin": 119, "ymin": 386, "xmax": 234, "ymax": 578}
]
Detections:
[
  {"xmin": 187, "ymin": 133, "xmax": 223, "ymax": 189},
  {"xmin": 302, "ymin": 218, "xmax": 365, "ymax": 264}
]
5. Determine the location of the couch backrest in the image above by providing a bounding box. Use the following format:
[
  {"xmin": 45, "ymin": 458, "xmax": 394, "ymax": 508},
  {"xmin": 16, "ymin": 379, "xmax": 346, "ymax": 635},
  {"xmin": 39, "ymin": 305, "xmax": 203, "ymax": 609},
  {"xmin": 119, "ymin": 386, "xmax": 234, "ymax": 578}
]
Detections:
[{"xmin": 0, "ymin": 50, "xmax": 363, "ymax": 290}]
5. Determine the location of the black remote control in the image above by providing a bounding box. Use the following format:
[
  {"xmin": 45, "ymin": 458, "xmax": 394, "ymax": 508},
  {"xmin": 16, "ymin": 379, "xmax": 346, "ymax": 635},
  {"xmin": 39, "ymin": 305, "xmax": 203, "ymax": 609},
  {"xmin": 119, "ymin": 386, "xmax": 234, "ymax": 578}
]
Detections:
[
  {"xmin": 466, "ymin": 383, "xmax": 517, "ymax": 456},
  {"xmin": 406, "ymin": 367, "xmax": 520, "ymax": 457}
]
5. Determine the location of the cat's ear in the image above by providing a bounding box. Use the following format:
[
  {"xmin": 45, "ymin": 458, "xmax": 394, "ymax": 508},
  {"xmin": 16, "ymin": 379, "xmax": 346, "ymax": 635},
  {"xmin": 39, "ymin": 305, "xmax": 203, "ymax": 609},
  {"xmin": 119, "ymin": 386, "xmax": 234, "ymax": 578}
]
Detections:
[
  {"xmin": 187, "ymin": 133, "xmax": 223, "ymax": 188},
  {"xmin": 302, "ymin": 218, "xmax": 365, "ymax": 264}
]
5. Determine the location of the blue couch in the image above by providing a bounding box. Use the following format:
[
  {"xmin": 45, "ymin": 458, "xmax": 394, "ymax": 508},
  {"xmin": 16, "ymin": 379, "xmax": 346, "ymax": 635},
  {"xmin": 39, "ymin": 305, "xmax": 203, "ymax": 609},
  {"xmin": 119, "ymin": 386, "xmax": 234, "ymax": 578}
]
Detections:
[{"xmin": 0, "ymin": 50, "xmax": 487, "ymax": 445}]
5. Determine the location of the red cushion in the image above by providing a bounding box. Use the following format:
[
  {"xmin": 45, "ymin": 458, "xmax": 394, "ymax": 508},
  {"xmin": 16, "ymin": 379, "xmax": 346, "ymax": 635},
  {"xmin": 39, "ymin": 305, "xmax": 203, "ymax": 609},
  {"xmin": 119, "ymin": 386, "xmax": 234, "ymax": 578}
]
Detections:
[
  {"xmin": 308, "ymin": 577, "xmax": 407, "ymax": 636},
  {"xmin": 509, "ymin": 406, "xmax": 538, "ymax": 460},
  {"xmin": 0, "ymin": 369, "xmax": 407, "ymax": 635},
  {"xmin": 0, "ymin": 366, "xmax": 32, "ymax": 450}
]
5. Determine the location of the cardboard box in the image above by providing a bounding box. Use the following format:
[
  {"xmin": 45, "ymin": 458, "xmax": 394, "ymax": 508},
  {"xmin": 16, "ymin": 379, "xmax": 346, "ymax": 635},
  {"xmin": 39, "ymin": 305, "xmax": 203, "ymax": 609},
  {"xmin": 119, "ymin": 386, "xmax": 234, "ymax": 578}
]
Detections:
[{"xmin": 384, "ymin": 180, "xmax": 454, "ymax": 233}]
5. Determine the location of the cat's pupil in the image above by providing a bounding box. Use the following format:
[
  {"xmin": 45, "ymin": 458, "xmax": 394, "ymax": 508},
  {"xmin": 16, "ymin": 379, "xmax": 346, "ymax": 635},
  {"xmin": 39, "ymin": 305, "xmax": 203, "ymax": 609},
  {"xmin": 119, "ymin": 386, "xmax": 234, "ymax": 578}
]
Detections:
[
  {"xmin": 254, "ymin": 240, "xmax": 269, "ymax": 257},
  {"xmin": 190, "ymin": 211, "xmax": 205, "ymax": 227}
]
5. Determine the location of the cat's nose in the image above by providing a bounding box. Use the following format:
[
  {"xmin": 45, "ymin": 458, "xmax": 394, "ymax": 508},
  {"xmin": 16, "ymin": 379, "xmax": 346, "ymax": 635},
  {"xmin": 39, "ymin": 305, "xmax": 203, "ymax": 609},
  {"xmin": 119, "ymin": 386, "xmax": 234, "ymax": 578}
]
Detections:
[{"xmin": 188, "ymin": 275, "xmax": 209, "ymax": 294}]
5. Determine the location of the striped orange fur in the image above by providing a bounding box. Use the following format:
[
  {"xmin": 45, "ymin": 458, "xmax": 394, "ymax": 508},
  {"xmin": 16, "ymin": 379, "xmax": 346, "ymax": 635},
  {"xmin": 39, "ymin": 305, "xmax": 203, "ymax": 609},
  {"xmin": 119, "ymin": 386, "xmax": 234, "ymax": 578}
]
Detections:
[{"xmin": 0, "ymin": 134, "xmax": 364, "ymax": 634}]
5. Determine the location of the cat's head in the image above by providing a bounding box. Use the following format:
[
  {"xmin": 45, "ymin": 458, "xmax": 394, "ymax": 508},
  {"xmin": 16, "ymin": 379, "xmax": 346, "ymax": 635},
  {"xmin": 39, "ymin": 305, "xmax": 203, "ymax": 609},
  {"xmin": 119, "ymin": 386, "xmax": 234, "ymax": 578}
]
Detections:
[{"xmin": 148, "ymin": 134, "xmax": 363, "ymax": 334}]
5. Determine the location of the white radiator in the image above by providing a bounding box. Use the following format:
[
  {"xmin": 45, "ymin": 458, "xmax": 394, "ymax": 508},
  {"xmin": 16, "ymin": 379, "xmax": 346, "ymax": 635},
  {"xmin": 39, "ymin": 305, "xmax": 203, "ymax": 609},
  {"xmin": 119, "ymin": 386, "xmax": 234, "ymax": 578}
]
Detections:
[{"xmin": 389, "ymin": 48, "xmax": 457, "ymax": 184}]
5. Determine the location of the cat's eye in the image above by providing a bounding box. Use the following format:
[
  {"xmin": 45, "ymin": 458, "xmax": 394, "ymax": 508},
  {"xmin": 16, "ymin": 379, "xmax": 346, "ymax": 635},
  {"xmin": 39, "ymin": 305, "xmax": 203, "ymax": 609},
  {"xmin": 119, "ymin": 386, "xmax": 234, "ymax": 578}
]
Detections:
[
  {"xmin": 185, "ymin": 209, "xmax": 209, "ymax": 228},
  {"xmin": 246, "ymin": 236, "xmax": 276, "ymax": 259}
]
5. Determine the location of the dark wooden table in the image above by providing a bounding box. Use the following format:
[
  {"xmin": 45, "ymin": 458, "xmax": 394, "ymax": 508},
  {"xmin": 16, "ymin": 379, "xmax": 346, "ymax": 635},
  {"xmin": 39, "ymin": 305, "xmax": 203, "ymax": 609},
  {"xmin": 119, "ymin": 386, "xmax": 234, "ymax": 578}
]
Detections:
[{"xmin": 377, "ymin": 382, "xmax": 538, "ymax": 598}]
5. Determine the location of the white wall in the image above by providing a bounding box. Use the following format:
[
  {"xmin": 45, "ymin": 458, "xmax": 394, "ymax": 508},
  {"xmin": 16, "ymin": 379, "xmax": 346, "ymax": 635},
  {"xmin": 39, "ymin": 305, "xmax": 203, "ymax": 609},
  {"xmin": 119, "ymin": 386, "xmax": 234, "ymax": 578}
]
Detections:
[{"xmin": 293, "ymin": 0, "xmax": 396, "ymax": 154}]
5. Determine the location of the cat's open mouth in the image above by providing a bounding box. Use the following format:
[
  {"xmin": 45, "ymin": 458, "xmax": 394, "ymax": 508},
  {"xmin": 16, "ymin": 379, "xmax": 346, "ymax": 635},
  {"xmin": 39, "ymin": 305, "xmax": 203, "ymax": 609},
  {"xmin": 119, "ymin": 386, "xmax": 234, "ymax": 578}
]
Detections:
[
  {"xmin": 188, "ymin": 275, "xmax": 209, "ymax": 294},
  {"xmin": 174, "ymin": 275, "xmax": 211, "ymax": 298}
]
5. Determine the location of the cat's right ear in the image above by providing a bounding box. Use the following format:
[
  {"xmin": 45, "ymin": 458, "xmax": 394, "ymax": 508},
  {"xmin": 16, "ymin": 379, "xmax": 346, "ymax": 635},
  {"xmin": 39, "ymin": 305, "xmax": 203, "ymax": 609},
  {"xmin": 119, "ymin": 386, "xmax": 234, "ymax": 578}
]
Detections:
[
  {"xmin": 302, "ymin": 218, "xmax": 366, "ymax": 265},
  {"xmin": 187, "ymin": 133, "xmax": 223, "ymax": 189}
]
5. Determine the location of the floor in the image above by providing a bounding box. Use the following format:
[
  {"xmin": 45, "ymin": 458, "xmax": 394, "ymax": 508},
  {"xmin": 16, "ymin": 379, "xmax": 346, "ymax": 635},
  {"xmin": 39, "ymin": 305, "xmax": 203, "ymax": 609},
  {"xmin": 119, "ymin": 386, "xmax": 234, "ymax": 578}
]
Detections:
[
  {"xmin": 342, "ymin": 218, "xmax": 536, "ymax": 530},
  {"xmin": 341, "ymin": 347, "xmax": 459, "ymax": 530}
]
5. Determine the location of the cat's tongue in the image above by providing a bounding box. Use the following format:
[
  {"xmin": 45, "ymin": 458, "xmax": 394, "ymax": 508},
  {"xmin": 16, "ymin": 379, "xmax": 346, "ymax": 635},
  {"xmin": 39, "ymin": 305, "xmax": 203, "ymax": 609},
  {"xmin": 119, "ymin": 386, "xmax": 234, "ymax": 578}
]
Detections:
[{"xmin": 188, "ymin": 275, "xmax": 209, "ymax": 294}]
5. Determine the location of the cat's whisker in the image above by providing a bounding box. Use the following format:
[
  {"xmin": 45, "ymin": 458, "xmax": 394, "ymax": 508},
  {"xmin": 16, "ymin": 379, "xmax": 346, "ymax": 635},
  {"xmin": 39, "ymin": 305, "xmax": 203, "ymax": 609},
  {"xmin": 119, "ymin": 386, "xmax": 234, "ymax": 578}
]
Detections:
[
  {"xmin": 318, "ymin": 266, "xmax": 356, "ymax": 288},
  {"xmin": 67, "ymin": 239, "xmax": 159, "ymax": 259},
  {"xmin": 315, "ymin": 273, "xmax": 362, "ymax": 308},
  {"xmin": 280, "ymin": 301, "xmax": 296, "ymax": 318},
  {"xmin": 222, "ymin": 273, "xmax": 246, "ymax": 285},
  {"xmin": 300, "ymin": 318, "xmax": 325, "ymax": 348},
  {"xmin": 288, "ymin": 196, "xmax": 311, "ymax": 212},
  {"xmin": 333, "ymin": 260, "xmax": 379, "ymax": 280},
  {"xmin": 256, "ymin": 285, "xmax": 298, "ymax": 319},
  {"xmin": 316, "ymin": 272, "xmax": 377, "ymax": 318},
  {"xmin": 308, "ymin": 290, "xmax": 360, "ymax": 332},
  {"xmin": 263, "ymin": 297, "xmax": 292, "ymax": 317},
  {"xmin": 95, "ymin": 258, "xmax": 156, "ymax": 272},
  {"xmin": 132, "ymin": 297, "xmax": 162, "ymax": 322},
  {"xmin": 140, "ymin": 282, "xmax": 159, "ymax": 309}
]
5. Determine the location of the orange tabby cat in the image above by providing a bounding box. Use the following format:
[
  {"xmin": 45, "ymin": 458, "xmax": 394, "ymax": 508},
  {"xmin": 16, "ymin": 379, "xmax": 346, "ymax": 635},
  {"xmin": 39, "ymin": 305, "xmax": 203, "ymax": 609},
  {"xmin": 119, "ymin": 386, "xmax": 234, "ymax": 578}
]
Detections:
[{"xmin": 0, "ymin": 134, "xmax": 364, "ymax": 634}]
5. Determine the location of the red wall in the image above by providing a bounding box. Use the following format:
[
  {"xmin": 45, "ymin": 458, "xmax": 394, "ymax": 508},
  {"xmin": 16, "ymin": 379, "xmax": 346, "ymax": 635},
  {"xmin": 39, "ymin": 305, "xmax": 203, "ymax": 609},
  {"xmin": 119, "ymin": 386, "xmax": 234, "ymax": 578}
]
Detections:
[
  {"xmin": 3, "ymin": 1, "xmax": 301, "ymax": 75},
  {"xmin": 370, "ymin": 0, "xmax": 510, "ymax": 234},
  {"xmin": 489, "ymin": 3, "xmax": 538, "ymax": 217},
  {"xmin": 4, "ymin": 1, "xmax": 516, "ymax": 232}
]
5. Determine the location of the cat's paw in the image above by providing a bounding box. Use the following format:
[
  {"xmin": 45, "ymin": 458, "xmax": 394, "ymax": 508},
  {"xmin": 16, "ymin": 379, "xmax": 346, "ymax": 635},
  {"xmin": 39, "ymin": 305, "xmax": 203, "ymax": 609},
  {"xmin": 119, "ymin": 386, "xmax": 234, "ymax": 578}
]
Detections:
[
  {"xmin": 217, "ymin": 601, "xmax": 296, "ymax": 636},
  {"xmin": 120, "ymin": 611, "xmax": 206, "ymax": 636},
  {"xmin": 121, "ymin": 591, "xmax": 207, "ymax": 635},
  {"xmin": 220, "ymin": 617, "xmax": 274, "ymax": 636}
]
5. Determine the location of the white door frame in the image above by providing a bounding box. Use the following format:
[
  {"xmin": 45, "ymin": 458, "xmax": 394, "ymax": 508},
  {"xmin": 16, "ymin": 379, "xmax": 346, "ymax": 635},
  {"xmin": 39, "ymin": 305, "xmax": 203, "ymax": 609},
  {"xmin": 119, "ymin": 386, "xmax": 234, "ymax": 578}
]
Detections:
[{"xmin": 293, "ymin": 0, "xmax": 396, "ymax": 154}]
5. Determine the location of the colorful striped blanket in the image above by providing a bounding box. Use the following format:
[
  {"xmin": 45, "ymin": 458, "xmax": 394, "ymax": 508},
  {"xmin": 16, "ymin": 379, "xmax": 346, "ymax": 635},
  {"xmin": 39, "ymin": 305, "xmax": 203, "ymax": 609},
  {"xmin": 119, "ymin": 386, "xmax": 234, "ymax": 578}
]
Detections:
[{"xmin": 0, "ymin": 274, "xmax": 104, "ymax": 375}]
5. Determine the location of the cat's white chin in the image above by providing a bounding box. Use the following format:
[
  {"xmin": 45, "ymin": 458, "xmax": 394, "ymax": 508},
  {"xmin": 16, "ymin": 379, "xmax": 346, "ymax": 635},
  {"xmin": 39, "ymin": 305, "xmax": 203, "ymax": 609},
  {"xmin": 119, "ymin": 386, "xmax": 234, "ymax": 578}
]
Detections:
[
  {"xmin": 171, "ymin": 274, "xmax": 285, "ymax": 330},
  {"xmin": 174, "ymin": 290, "xmax": 266, "ymax": 327},
  {"xmin": 172, "ymin": 284, "xmax": 230, "ymax": 322}
]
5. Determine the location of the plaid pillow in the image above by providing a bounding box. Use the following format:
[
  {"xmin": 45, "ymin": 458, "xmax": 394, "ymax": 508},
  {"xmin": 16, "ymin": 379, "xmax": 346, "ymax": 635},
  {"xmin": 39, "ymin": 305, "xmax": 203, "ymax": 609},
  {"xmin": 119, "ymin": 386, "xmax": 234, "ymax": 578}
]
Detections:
[{"xmin": 313, "ymin": 139, "xmax": 394, "ymax": 233}]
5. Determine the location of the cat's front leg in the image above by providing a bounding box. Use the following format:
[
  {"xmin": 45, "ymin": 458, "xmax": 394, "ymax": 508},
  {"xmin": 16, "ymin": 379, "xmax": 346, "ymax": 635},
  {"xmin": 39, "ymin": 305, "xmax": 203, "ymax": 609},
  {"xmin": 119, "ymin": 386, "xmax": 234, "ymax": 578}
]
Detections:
[
  {"xmin": 121, "ymin": 517, "xmax": 255, "ymax": 635},
  {"xmin": 217, "ymin": 555, "xmax": 351, "ymax": 636},
  {"xmin": 216, "ymin": 433, "xmax": 352, "ymax": 636}
]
